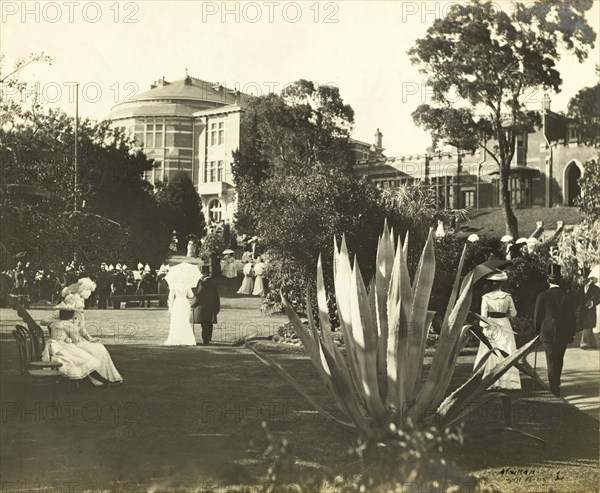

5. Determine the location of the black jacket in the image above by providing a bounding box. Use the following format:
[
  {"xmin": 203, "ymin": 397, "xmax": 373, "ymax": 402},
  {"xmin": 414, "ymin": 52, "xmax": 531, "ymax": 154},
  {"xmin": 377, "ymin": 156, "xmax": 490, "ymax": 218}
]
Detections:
[
  {"xmin": 579, "ymin": 282, "xmax": 600, "ymax": 330},
  {"xmin": 191, "ymin": 277, "xmax": 220, "ymax": 324},
  {"xmin": 534, "ymin": 286, "xmax": 576, "ymax": 344}
]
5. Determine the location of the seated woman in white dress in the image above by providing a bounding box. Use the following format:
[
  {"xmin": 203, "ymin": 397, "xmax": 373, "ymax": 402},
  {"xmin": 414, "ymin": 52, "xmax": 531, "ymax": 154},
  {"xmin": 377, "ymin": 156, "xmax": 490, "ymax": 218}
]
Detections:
[
  {"xmin": 473, "ymin": 271, "xmax": 521, "ymax": 390},
  {"xmin": 237, "ymin": 262, "xmax": 254, "ymax": 295},
  {"xmin": 41, "ymin": 295, "xmax": 121, "ymax": 386},
  {"xmin": 252, "ymin": 257, "xmax": 266, "ymax": 296}
]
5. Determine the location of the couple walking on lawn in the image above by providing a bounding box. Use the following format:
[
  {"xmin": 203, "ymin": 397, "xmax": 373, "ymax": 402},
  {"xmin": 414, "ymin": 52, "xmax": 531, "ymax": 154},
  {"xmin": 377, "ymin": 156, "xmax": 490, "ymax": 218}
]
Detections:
[{"xmin": 164, "ymin": 264, "xmax": 220, "ymax": 346}]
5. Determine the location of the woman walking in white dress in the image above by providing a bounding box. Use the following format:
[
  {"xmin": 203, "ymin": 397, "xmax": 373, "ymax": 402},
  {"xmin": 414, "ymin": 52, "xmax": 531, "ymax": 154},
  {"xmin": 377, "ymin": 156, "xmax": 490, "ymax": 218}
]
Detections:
[
  {"xmin": 252, "ymin": 257, "xmax": 266, "ymax": 296},
  {"xmin": 237, "ymin": 262, "xmax": 254, "ymax": 295},
  {"xmin": 163, "ymin": 263, "xmax": 200, "ymax": 346},
  {"xmin": 473, "ymin": 271, "xmax": 521, "ymax": 390},
  {"xmin": 164, "ymin": 284, "xmax": 196, "ymax": 345}
]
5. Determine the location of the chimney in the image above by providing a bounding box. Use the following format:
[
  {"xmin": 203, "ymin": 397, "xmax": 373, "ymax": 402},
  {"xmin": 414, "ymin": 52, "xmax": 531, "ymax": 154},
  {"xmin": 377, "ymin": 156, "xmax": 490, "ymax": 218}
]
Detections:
[
  {"xmin": 150, "ymin": 80, "xmax": 157, "ymax": 89},
  {"xmin": 374, "ymin": 128, "xmax": 383, "ymax": 148},
  {"xmin": 542, "ymin": 94, "xmax": 551, "ymax": 112}
]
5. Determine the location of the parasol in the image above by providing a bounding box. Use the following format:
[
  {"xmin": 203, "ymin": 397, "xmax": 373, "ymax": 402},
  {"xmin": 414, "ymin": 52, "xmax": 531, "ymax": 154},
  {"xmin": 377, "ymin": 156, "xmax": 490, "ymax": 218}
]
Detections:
[
  {"xmin": 222, "ymin": 249, "xmax": 235, "ymax": 255},
  {"xmin": 165, "ymin": 262, "xmax": 201, "ymax": 291}
]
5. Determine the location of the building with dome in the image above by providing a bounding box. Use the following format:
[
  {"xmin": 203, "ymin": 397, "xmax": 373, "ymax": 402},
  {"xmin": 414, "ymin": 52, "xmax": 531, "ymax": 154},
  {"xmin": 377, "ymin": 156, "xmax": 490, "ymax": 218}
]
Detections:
[
  {"xmin": 110, "ymin": 78, "xmax": 597, "ymax": 227},
  {"xmin": 108, "ymin": 74, "xmax": 243, "ymax": 224}
]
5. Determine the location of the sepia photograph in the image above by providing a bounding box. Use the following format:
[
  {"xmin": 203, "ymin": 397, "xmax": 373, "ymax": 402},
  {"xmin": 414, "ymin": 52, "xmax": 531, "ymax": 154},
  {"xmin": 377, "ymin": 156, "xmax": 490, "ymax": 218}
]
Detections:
[{"xmin": 1, "ymin": 1, "xmax": 599, "ymax": 491}]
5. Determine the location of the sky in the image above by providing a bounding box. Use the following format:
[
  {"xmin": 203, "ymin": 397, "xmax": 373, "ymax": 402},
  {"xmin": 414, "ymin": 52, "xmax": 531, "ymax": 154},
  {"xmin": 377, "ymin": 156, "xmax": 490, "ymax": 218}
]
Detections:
[{"xmin": 2, "ymin": 0, "xmax": 599, "ymax": 155}]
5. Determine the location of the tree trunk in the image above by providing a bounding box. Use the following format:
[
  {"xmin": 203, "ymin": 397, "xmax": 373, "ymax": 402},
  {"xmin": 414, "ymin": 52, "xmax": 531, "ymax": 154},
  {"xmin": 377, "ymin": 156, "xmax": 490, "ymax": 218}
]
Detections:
[{"xmin": 499, "ymin": 170, "xmax": 519, "ymax": 237}]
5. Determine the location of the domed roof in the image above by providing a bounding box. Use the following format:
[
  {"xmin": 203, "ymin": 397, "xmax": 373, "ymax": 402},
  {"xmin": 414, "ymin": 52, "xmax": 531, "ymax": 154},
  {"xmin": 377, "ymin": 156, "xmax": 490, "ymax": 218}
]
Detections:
[{"xmin": 109, "ymin": 76, "xmax": 240, "ymax": 120}]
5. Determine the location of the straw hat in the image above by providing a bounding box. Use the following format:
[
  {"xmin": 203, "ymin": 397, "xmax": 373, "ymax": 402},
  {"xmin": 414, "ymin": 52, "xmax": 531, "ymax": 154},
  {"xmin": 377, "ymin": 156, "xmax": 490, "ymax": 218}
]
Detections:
[{"xmin": 486, "ymin": 271, "xmax": 508, "ymax": 282}]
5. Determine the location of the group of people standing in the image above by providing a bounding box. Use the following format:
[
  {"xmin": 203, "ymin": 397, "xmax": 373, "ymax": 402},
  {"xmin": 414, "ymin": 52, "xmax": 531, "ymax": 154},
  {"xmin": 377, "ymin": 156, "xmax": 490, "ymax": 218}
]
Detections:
[
  {"xmin": 237, "ymin": 247, "xmax": 266, "ymax": 297},
  {"xmin": 473, "ymin": 264, "xmax": 600, "ymax": 397}
]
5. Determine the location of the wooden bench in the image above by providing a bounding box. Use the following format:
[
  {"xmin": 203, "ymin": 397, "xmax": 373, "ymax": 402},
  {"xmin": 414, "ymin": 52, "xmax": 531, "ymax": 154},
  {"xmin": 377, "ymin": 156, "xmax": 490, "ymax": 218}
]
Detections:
[{"xmin": 110, "ymin": 293, "xmax": 168, "ymax": 308}]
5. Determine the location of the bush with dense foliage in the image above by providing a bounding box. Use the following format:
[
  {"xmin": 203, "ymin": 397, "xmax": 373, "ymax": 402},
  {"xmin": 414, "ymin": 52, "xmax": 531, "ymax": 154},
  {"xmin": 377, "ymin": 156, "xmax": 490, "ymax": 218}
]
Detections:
[
  {"xmin": 1, "ymin": 109, "xmax": 172, "ymax": 271},
  {"xmin": 155, "ymin": 172, "xmax": 206, "ymax": 247}
]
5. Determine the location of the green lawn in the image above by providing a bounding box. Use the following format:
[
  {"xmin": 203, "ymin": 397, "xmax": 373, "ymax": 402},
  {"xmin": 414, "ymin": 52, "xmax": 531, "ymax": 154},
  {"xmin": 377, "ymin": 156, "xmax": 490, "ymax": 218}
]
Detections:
[
  {"xmin": 1, "ymin": 278, "xmax": 598, "ymax": 492},
  {"xmin": 459, "ymin": 206, "xmax": 581, "ymax": 238}
]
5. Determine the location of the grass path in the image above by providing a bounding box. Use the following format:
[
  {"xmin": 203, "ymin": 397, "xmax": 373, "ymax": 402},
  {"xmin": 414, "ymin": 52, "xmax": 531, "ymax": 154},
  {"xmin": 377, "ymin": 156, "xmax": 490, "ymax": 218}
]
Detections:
[{"xmin": 1, "ymin": 277, "xmax": 598, "ymax": 492}]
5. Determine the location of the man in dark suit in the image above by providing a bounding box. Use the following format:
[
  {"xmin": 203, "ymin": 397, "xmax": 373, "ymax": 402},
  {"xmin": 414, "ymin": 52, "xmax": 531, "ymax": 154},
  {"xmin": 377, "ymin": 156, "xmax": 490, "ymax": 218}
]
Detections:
[
  {"xmin": 534, "ymin": 264, "xmax": 577, "ymax": 397},
  {"xmin": 578, "ymin": 270, "xmax": 600, "ymax": 349},
  {"xmin": 191, "ymin": 266, "xmax": 220, "ymax": 345}
]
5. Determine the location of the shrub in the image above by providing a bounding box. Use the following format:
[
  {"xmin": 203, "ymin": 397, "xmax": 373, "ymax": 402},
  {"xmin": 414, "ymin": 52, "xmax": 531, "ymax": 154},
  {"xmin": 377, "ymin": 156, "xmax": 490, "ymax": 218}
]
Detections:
[{"xmin": 248, "ymin": 223, "xmax": 539, "ymax": 440}]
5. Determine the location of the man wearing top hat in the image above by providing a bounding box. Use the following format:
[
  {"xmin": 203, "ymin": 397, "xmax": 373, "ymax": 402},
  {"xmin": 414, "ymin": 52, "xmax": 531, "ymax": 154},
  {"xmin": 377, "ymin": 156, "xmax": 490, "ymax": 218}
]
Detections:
[
  {"xmin": 190, "ymin": 265, "xmax": 220, "ymax": 345},
  {"xmin": 534, "ymin": 264, "xmax": 577, "ymax": 397}
]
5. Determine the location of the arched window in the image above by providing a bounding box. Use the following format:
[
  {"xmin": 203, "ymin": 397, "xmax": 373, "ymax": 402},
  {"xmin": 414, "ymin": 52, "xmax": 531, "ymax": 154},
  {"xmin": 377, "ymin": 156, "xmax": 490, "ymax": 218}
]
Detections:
[{"xmin": 209, "ymin": 199, "xmax": 223, "ymax": 222}]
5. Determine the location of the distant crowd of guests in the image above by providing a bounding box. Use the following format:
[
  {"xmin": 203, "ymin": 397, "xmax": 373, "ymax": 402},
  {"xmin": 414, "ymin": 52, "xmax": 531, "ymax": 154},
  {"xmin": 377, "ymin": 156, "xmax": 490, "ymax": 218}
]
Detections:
[{"xmin": 1, "ymin": 259, "xmax": 173, "ymax": 309}]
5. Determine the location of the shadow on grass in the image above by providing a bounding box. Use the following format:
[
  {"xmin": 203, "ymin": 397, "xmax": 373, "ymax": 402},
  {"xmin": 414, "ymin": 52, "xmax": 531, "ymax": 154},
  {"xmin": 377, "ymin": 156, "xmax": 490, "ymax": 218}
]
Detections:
[{"xmin": 1, "ymin": 342, "xmax": 598, "ymax": 491}]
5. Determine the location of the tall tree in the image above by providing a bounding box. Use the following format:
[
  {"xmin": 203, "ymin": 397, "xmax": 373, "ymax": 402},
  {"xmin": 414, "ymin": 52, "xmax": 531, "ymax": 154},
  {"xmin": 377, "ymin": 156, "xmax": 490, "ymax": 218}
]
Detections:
[
  {"xmin": 1, "ymin": 103, "xmax": 172, "ymax": 267},
  {"xmin": 232, "ymin": 79, "xmax": 355, "ymax": 233},
  {"xmin": 568, "ymin": 82, "xmax": 600, "ymax": 147},
  {"xmin": 409, "ymin": 0, "xmax": 596, "ymax": 237},
  {"xmin": 155, "ymin": 171, "xmax": 206, "ymax": 245}
]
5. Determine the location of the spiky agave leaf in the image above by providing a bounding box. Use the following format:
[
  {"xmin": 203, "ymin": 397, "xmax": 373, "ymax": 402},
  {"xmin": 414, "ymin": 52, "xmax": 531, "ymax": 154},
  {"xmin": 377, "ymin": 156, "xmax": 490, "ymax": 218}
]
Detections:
[
  {"xmin": 436, "ymin": 336, "xmax": 539, "ymax": 424},
  {"xmin": 245, "ymin": 342, "xmax": 354, "ymax": 429},
  {"xmin": 386, "ymin": 235, "xmax": 414, "ymax": 416},
  {"xmin": 334, "ymin": 235, "xmax": 363, "ymax": 401},
  {"xmin": 281, "ymin": 294, "xmax": 372, "ymax": 434},
  {"xmin": 374, "ymin": 220, "xmax": 395, "ymax": 401},
  {"xmin": 349, "ymin": 258, "xmax": 387, "ymax": 420},
  {"xmin": 405, "ymin": 229, "xmax": 436, "ymax": 402},
  {"xmin": 410, "ymin": 265, "xmax": 474, "ymax": 420}
]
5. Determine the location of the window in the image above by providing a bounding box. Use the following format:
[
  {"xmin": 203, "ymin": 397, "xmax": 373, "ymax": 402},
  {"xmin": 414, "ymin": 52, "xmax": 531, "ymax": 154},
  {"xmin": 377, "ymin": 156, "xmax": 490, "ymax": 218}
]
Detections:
[
  {"xmin": 462, "ymin": 190, "xmax": 474, "ymax": 208},
  {"xmin": 209, "ymin": 161, "xmax": 216, "ymax": 182},
  {"xmin": 218, "ymin": 122, "xmax": 224, "ymax": 144},
  {"xmin": 217, "ymin": 161, "xmax": 223, "ymax": 181},
  {"xmin": 211, "ymin": 123, "xmax": 217, "ymax": 146},
  {"xmin": 209, "ymin": 199, "xmax": 223, "ymax": 222},
  {"xmin": 509, "ymin": 177, "xmax": 531, "ymax": 206},
  {"xmin": 144, "ymin": 123, "xmax": 164, "ymax": 148}
]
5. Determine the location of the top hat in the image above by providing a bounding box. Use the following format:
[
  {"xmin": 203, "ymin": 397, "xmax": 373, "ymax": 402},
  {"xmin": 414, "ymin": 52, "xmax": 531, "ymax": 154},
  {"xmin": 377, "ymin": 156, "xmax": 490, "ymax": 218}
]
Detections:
[{"xmin": 547, "ymin": 263, "xmax": 562, "ymax": 283}]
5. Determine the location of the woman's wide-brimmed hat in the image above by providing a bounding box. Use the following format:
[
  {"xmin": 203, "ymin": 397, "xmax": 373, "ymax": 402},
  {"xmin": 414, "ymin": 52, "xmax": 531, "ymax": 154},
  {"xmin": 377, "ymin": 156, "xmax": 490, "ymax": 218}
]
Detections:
[
  {"xmin": 54, "ymin": 293, "xmax": 85, "ymax": 312},
  {"xmin": 515, "ymin": 237, "xmax": 528, "ymax": 244},
  {"xmin": 500, "ymin": 235, "xmax": 514, "ymax": 242},
  {"xmin": 467, "ymin": 234, "xmax": 480, "ymax": 242},
  {"xmin": 486, "ymin": 270, "xmax": 508, "ymax": 282}
]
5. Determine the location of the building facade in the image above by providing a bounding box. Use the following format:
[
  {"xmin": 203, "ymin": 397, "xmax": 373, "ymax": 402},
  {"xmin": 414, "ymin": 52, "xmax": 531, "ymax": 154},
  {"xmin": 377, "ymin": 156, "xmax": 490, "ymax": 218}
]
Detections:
[
  {"xmin": 349, "ymin": 100, "xmax": 598, "ymax": 210},
  {"xmin": 108, "ymin": 74, "xmax": 243, "ymax": 224},
  {"xmin": 109, "ymin": 78, "xmax": 597, "ymax": 225}
]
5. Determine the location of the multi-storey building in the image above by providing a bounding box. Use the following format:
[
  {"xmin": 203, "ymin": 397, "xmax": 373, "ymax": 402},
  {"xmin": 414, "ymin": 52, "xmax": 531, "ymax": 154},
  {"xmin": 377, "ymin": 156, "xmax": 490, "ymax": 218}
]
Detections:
[
  {"xmin": 108, "ymin": 74, "xmax": 242, "ymax": 224},
  {"xmin": 349, "ymin": 97, "xmax": 598, "ymax": 210},
  {"xmin": 109, "ymin": 78, "xmax": 597, "ymax": 224}
]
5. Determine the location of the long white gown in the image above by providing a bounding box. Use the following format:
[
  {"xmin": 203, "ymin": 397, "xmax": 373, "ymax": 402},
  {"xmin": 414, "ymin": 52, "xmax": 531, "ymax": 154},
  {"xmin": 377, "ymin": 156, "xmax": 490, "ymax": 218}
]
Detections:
[
  {"xmin": 42, "ymin": 320, "xmax": 101, "ymax": 380},
  {"xmin": 164, "ymin": 287, "xmax": 196, "ymax": 346},
  {"xmin": 237, "ymin": 263, "xmax": 254, "ymax": 295},
  {"xmin": 473, "ymin": 290, "xmax": 521, "ymax": 390},
  {"xmin": 252, "ymin": 262, "xmax": 266, "ymax": 296}
]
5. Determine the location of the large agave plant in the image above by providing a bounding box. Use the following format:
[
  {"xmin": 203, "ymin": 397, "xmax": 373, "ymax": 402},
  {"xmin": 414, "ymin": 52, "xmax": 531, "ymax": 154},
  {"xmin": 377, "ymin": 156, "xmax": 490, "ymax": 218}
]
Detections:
[{"xmin": 248, "ymin": 222, "xmax": 539, "ymax": 439}]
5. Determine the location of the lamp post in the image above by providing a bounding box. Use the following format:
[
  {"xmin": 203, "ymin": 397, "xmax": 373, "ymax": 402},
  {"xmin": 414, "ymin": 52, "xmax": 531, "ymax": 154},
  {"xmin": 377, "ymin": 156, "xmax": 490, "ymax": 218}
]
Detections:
[{"xmin": 74, "ymin": 83, "xmax": 79, "ymax": 213}]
